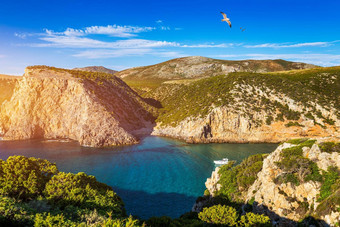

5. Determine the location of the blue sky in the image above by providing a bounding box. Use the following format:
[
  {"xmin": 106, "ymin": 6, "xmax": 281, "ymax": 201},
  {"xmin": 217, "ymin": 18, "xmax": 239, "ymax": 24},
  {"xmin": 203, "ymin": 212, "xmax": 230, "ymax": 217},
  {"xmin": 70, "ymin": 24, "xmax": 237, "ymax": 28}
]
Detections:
[{"xmin": 1, "ymin": 0, "xmax": 340, "ymax": 75}]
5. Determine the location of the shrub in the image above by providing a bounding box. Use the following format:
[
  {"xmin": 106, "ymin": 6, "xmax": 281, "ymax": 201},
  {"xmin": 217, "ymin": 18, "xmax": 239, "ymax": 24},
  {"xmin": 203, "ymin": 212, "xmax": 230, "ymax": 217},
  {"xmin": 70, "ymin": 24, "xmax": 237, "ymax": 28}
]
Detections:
[
  {"xmin": 319, "ymin": 142, "xmax": 340, "ymax": 153},
  {"xmin": 0, "ymin": 156, "xmax": 58, "ymax": 200},
  {"xmin": 44, "ymin": 172, "xmax": 124, "ymax": 216},
  {"xmin": 285, "ymin": 138, "xmax": 308, "ymax": 145},
  {"xmin": 285, "ymin": 121, "xmax": 304, "ymax": 127},
  {"xmin": 218, "ymin": 154, "xmax": 265, "ymax": 201},
  {"xmin": 102, "ymin": 215, "xmax": 141, "ymax": 227},
  {"xmin": 318, "ymin": 166, "xmax": 339, "ymax": 202},
  {"xmin": 323, "ymin": 118, "xmax": 335, "ymax": 125},
  {"xmin": 275, "ymin": 141, "xmax": 322, "ymax": 185},
  {"xmin": 238, "ymin": 212, "xmax": 271, "ymax": 227},
  {"xmin": 146, "ymin": 216, "xmax": 178, "ymax": 227},
  {"xmin": 34, "ymin": 213, "xmax": 71, "ymax": 227},
  {"xmin": 265, "ymin": 116, "xmax": 273, "ymax": 125},
  {"xmin": 0, "ymin": 196, "xmax": 35, "ymax": 226},
  {"xmin": 198, "ymin": 205, "xmax": 238, "ymax": 226}
]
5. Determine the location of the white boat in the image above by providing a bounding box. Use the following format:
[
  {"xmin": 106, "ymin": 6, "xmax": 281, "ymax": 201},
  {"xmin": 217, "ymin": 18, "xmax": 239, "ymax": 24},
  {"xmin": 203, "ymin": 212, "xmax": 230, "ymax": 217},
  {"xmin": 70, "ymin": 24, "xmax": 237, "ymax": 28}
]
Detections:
[{"xmin": 214, "ymin": 158, "xmax": 229, "ymax": 165}]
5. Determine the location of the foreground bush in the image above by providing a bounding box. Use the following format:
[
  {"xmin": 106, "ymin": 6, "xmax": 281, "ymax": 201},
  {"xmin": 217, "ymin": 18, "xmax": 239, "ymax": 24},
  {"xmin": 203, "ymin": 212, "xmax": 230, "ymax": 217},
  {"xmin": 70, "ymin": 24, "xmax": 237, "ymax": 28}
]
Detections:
[
  {"xmin": 0, "ymin": 156, "xmax": 128, "ymax": 226},
  {"xmin": 238, "ymin": 212, "xmax": 271, "ymax": 227},
  {"xmin": 198, "ymin": 204, "xmax": 238, "ymax": 226},
  {"xmin": 198, "ymin": 204, "xmax": 271, "ymax": 226},
  {"xmin": 44, "ymin": 172, "xmax": 124, "ymax": 216},
  {"xmin": 0, "ymin": 156, "xmax": 58, "ymax": 200}
]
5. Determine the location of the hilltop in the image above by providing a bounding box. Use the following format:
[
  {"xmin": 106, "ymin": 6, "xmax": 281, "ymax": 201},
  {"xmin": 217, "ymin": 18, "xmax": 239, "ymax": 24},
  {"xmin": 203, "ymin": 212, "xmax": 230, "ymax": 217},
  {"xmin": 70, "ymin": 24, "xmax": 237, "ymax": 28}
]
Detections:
[
  {"xmin": 0, "ymin": 66, "xmax": 155, "ymax": 147},
  {"xmin": 115, "ymin": 56, "xmax": 318, "ymax": 92},
  {"xmin": 73, "ymin": 66, "xmax": 117, "ymax": 75}
]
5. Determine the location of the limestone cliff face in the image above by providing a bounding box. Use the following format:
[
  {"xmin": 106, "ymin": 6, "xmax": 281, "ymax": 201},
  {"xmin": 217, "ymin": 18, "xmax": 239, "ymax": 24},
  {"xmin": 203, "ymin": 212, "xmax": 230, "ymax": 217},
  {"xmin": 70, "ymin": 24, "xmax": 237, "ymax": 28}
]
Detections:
[
  {"xmin": 0, "ymin": 67, "xmax": 154, "ymax": 147},
  {"xmin": 205, "ymin": 167, "xmax": 222, "ymax": 197},
  {"xmin": 153, "ymin": 106, "xmax": 340, "ymax": 143}
]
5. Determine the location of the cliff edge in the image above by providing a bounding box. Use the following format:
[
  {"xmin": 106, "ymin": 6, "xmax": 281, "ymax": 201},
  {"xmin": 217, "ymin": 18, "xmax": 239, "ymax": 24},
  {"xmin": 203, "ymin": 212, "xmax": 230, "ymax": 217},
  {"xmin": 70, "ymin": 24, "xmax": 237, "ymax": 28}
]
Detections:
[{"xmin": 0, "ymin": 66, "xmax": 155, "ymax": 147}]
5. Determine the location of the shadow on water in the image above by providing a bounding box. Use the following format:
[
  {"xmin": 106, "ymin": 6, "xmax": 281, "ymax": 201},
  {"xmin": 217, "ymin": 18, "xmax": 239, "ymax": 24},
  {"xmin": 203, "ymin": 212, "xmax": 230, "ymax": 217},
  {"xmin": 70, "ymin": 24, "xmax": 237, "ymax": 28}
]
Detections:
[{"xmin": 112, "ymin": 187, "xmax": 196, "ymax": 219}]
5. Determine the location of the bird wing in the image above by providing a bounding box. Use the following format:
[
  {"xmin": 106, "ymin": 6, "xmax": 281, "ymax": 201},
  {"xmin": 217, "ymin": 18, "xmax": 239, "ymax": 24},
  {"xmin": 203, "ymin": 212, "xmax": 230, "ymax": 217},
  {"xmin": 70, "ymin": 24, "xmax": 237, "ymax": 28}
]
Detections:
[
  {"xmin": 227, "ymin": 20, "xmax": 232, "ymax": 28},
  {"xmin": 220, "ymin": 12, "xmax": 227, "ymax": 19}
]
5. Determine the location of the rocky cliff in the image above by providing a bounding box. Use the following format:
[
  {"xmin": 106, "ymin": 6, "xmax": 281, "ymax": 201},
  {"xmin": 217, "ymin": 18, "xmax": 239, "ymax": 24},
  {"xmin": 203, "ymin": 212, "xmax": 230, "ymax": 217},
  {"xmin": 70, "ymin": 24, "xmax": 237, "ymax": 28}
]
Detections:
[
  {"xmin": 0, "ymin": 75, "xmax": 20, "ymax": 107},
  {"xmin": 201, "ymin": 139, "xmax": 340, "ymax": 226},
  {"xmin": 152, "ymin": 67, "xmax": 340, "ymax": 143},
  {"xmin": 73, "ymin": 66, "xmax": 117, "ymax": 75},
  {"xmin": 116, "ymin": 56, "xmax": 317, "ymax": 80},
  {"xmin": 0, "ymin": 66, "xmax": 155, "ymax": 147}
]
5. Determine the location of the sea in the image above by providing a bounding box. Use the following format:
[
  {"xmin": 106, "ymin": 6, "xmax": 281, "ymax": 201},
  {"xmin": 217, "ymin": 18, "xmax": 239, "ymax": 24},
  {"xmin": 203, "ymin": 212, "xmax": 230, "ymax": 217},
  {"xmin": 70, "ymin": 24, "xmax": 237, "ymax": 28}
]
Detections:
[{"xmin": 0, "ymin": 136, "xmax": 277, "ymax": 219}]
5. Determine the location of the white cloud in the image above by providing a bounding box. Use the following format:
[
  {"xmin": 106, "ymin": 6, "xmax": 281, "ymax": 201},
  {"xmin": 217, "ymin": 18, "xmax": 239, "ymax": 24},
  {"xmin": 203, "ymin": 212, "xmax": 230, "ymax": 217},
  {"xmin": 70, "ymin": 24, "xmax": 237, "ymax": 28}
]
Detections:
[
  {"xmin": 160, "ymin": 26, "xmax": 171, "ymax": 30},
  {"xmin": 244, "ymin": 41, "xmax": 335, "ymax": 48},
  {"xmin": 156, "ymin": 20, "xmax": 163, "ymax": 24},
  {"xmin": 44, "ymin": 25, "xmax": 156, "ymax": 38},
  {"xmin": 83, "ymin": 25, "xmax": 155, "ymax": 37},
  {"xmin": 213, "ymin": 53, "xmax": 340, "ymax": 66},
  {"xmin": 14, "ymin": 33, "xmax": 27, "ymax": 39},
  {"xmin": 182, "ymin": 43, "xmax": 235, "ymax": 48},
  {"xmin": 35, "ymin": 36, "xmax": 179, "ymax": 49}
]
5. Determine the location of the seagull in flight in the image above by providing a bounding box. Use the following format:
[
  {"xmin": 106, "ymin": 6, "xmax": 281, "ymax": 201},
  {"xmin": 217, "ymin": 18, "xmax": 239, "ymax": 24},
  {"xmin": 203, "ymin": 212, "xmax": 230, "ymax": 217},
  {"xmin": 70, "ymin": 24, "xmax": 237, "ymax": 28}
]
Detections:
[
  {"xmin": 220, "ymin": 11, "xmax": 232, "ymax": 28},
  {"xmin": 240, "ymin": 27, "xmax": 246, "ymax": 32}
]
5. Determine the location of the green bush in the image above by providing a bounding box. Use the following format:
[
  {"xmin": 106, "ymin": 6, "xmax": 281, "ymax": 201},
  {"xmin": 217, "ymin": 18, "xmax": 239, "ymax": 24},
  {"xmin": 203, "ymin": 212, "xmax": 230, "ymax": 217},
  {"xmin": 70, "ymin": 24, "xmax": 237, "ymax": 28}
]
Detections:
[
  {"xmin": 318, "ymin": 166, "xmax": 340, "ymax": 202},
  {"xmin": 275, "ymin": 140, "xmax": 322, "ymax": 185},
  {"xmin": 285, "ymin": 138, "xmax": 308, "ymax": 145},
  {"xmin": 319, "ymin": 142, "xmax": 340, "ymax": 153},
  {"xmin": 198, "ymin": 205, "xmax": 238, "ymax": 226},
  {"xmin": 0, "ymin": 156, "xmax": 58, "ymax": 200},
  {"xmin": 238, "ymin": 212, "xmax": 271, "ymax": 227},
  {"xmin": 285, "ymin": 121, "xmax": 304, "ymax": 127},
  {"xmin": 102, "ymin": 215, "xmax": 141, "ymax": 227},
  {"xmin": 265, "ymin": 116, "xmax": 273, "ymax": 125},
  {"xmin": 44, "ymin": 172, "xmax": 124, "ymax": 216},
  {"xmin": 0, "ymin": 196, "xmax": 35, "ymax": 226},
  {"xmin": 34, "ymin": 213, "xmax": 71, "ymax": 227},
  {"xmin": 0, "ymin": 156, "xmax": 133, "ymax": 226},
  {"xmin": 218, "ymin": 154, "xmax": 265, "ymax": 201}
]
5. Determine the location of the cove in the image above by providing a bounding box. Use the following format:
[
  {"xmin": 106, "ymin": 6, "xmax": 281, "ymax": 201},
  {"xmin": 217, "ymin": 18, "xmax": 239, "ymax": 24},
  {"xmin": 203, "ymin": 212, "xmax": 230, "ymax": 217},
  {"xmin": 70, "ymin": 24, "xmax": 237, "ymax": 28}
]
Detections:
[{"xmin": 0, "ymin": 136, "xmax": 277, "ymax": 219}]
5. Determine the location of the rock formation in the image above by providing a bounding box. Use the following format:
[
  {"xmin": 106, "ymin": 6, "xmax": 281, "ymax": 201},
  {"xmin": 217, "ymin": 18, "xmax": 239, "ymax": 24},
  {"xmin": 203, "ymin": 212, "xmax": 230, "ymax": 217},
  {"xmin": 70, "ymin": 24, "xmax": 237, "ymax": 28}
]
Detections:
[
  {"xmin": 201, "ymin": 139, "xmax": 340, "ymax": 226},
  {"xmin": 116, "ymin": 56, "xmax": 317, "ymax": 80},
  {"xmin": 0, "ymin": 66, "xmax": 155, "ymax": 147},
  {"xmin": 73, "ymin": 66, "xmax": 117, "ymax": 75},
  {"xmin": 153, "ymin": 106, "xmax": 340, "ymax": 143}
]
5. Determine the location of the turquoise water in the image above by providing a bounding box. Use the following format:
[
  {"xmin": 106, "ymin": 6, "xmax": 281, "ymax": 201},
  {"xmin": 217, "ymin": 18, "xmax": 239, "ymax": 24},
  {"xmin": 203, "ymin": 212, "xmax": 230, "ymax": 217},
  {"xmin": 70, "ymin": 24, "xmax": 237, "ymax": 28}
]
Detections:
[{"xmin": 0, "ymin": 136, "xmax": 277, "ymax": 219}]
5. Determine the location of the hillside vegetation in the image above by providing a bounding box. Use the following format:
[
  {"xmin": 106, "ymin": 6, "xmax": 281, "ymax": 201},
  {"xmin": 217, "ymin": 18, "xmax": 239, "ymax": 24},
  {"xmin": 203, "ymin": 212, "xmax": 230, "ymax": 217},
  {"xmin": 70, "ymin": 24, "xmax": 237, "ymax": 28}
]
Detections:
[
  {"xmin": 116, "ymin": 56, "xmax": 317, "ymax": 94},
  {"xmin": 151, "ymin": 66, "xmax": 340, "ymax": 127}
]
